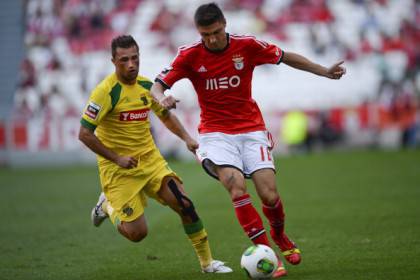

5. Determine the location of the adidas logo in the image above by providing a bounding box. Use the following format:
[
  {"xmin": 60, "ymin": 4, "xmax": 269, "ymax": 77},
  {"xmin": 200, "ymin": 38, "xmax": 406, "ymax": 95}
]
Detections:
[{"xmin": 198, "ymin": 65, "xmax": 207, "ymax": 72}]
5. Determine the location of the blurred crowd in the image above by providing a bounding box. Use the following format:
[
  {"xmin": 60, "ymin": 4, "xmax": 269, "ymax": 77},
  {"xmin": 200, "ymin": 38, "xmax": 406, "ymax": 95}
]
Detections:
[
  {"xmin": 24, "ymin": 0, "xmax": 139, "ymax": 52},
  {"xmin": 16, "ymin": 0, "xmax": 140, "ymax": 119},
  {"xmin": 14, "ymin": 0, "xmax": 420, "ymax": 149}
]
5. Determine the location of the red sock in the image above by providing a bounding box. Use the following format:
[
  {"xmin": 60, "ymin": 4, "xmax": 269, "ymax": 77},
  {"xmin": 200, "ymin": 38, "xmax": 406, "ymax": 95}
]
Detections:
[
  {"xmin": 233, "ymin": 194, "xmax": 270, "ymax": 246},
  {"xmin": 262, "ymin": 198, "xmax": 291, "ymax": 249}
]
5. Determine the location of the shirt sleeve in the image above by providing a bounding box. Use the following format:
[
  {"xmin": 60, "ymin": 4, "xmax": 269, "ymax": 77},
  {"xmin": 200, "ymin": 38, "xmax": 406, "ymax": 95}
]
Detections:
[
  {"xmin": 80, "ymin": 85, "xmax": 112, "ymax": 131},
  {"xmin": 150, "ymin": 96, "xmax": 169, "ymax": 119},
  {"xmin": 155, "ymin": 48, "xmax": 190, "ymax": 89},
  {"xmin": 249, "ymin": 38, "xmax": 284, "ymax": 66}
]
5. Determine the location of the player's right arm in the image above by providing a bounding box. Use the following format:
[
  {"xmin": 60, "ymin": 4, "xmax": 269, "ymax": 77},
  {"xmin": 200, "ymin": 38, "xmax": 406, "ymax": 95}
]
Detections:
[
  {"xmin": 79, "ymin": 85, "xmax": 138, "ymax": 169},
  {"xmin": 78, "ymin": 127, "xmax": 138, "ymax": 169}
]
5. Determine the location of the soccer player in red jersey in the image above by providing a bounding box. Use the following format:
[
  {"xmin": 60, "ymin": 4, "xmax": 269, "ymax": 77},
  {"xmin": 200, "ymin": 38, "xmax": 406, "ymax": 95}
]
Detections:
[{"xmin": 151, "ymin": 3, "xmax": 346, "ymax": 277}]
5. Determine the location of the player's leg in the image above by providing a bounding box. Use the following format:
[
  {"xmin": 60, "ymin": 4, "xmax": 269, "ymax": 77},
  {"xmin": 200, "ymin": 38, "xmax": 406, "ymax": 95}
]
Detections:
[
  {"xmin": 156, "ymin": 176, "xmax": 232, "ymax": 273},
  {"xmin": 107, "ymin": 191, "xmax": 149, "ymax": 242},
  {"xmin": 197, "ymin": 132, "xmax": 272, "ymax": 248},
  {"xmin": 91, "ymin": 167, "xmax": 114, "ymax": 227},
  {"xmin": 117, "ymin": 214, "xmax": 148, "ymax": 242},
  {"xmin": 94, "ymin": 164, "xmax": 151, "ymax": 242},
  {"xmin": 252, "ymin": 168, "xmax": 301, "ymax": 265},
  {"xmin": 215, "ymin": 166, "xmax": 287, "ymax": 278},
  {"xmin": 239, "ymin": 131, "xmax": 296, "ymax": 275},
  {"xmin": 213, "ymin": 165, "xmax": 272, "ymax": 247},
  {"xmin": 92, "ymin": 190, "xmax": 149, "ymax": 242},
  {"xmin": 91, "ymin": 192, "xmax": 108, "ymax": 227}
]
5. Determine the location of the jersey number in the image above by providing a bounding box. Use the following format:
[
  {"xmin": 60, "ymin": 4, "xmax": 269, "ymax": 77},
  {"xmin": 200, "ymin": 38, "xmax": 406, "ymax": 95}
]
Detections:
[{"xmin": 260, "ymin": 146, "xmax": 272, "ymax": 161}]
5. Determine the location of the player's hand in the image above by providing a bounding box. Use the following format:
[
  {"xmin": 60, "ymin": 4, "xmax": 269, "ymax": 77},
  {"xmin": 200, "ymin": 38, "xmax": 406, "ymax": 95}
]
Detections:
[
  {"xmin": 325, "ymin": 60, "xmax": 346, "ymax": 79},
  {"xmin": 159, "ymin": 95, "xmax": 180, "ymax": 110},
  {"xmin": 185, "ymin": 138, "xmax": 199, "ymax": 154},
  {"xmin": 116, "ymin": 155, "xmax": 138, "ymax": 169}
]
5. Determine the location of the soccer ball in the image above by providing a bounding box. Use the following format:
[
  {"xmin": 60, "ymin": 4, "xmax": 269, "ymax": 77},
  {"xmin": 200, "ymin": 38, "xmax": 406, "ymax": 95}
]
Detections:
[{"xmin": 240, "ymin": 244, "xmax": 278, "ymax": 279}]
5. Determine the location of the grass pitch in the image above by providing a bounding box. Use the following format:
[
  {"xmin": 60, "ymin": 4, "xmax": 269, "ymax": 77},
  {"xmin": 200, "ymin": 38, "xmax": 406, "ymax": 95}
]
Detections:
[{"xmin": 1, "ymin": 149, "xmax": 419, "ymax": 280}]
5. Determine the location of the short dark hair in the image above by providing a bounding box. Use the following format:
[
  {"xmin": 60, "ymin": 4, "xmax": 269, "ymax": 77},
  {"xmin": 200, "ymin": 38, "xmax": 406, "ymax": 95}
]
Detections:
[
  {"xmin": 111, "ymin": 35, "xmax": 139, "ymax": 58},
  {"xmin": 194, "ymin": 2, "xmax": 225, "ymax": 26}
]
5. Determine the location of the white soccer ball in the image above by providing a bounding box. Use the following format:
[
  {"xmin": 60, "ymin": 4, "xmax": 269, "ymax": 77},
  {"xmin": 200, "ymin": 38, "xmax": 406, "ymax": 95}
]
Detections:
[{"xmin": 240, "ymin": 244, "xmax": 278, "ymax": 279}]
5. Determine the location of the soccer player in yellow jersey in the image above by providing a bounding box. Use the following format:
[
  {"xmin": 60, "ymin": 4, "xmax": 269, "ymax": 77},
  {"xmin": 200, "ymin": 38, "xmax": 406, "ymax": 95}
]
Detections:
[{"xmin": 78, "ymin": 35, "xmax": 232, "ymax": 274}]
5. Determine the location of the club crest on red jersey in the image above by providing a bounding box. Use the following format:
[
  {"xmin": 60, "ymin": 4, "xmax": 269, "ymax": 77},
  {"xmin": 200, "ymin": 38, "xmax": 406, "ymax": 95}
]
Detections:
[{"xmin": 232, "ymin": 54, "xmax": 244, "ymax": 70}]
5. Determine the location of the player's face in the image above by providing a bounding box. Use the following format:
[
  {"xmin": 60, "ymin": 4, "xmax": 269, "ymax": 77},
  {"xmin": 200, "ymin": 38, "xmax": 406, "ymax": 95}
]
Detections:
[
  {"xmin": 197, "ymin": 21, "xmax": 227, "ymax": 51},
  {"xmin": 112, "ymin": 46, "xmax": 139, "ymax": 84}
]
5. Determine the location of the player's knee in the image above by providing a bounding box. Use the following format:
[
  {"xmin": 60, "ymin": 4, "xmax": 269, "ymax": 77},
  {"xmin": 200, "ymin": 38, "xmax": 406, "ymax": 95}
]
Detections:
[
  {"xmin": 128, "ymin": 228, "xmax": 148, "ymax": 243},
  {"xmin": 167, "ymin": 179, "xmax": 200, "ymax": 222},
  {"xmin": 119, "ymin": 224, "xmax": 148, "ymax": 243},
  {"xmin": 260, "ymin": 192, "xmax": 280, "ymax": 206},
  {"xmin": 180, "ymin": 197, "xmax": 200, "ymax": 221},
  {"xmin": 180, "ymin": 197, "xmax": 192, "ymax": 211},
  {"xmin": 230, "ymin": 187, "xmax": 247, "ymax": 200}
]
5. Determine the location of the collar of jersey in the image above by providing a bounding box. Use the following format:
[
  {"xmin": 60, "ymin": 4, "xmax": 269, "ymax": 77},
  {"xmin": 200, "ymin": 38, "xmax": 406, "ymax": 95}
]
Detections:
[{"xmin": 202, "ymin": 33, "xmax": 230, "ymax": 54}]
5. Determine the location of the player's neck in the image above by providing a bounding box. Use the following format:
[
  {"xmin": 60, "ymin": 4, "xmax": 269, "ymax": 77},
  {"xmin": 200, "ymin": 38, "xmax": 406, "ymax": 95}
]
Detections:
[
  {"xmin": 115, "ymin": 72, "xmax": 136, "ymax": 85},
  {"xmin": 203, "ymin": 33, "xmax": 229, "ymax": 53}
]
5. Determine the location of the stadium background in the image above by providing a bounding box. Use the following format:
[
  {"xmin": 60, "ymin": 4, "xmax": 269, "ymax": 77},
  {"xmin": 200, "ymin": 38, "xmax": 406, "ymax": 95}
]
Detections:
[
  {"xmin": 0, "ymin": 1, "xmax": 419, "ymax": 280},
  {"xmin": 0, "ymin": 0, "xmax": 418, "ymax": 165}
]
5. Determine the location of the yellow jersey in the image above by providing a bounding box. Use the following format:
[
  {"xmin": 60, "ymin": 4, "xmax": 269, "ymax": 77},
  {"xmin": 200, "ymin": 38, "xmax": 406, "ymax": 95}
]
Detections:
[{"xmin": 81, "ymin": 73, "xmax": 168, "ymax": 166}]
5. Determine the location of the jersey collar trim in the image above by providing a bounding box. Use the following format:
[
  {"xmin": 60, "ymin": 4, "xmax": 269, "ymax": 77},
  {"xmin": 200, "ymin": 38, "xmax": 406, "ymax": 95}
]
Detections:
[{"xmin": 202, "ymin": 33, "xmax": 230, "ymax": 54}]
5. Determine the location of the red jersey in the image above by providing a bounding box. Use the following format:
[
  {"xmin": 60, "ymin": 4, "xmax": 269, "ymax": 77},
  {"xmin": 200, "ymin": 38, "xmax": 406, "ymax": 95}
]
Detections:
[{"xmin": 156, "ymin": 34, "xmax": 283, "ymax": 134}]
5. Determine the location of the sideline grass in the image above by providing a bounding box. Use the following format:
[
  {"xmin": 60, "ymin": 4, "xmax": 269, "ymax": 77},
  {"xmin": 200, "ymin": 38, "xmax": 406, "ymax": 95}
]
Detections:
[{"xmin": 0, "ymin": 149, "xmax": 419, "ymax": 279}]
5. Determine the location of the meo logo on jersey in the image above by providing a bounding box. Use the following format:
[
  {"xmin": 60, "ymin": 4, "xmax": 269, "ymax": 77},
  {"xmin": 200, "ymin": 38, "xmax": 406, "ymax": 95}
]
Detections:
[
  {"xmin": 120, "ymin": 109, "xmax": 149, "ymax": 121},
  {"xmin": 84, "ymin": 102, "xmax": 101, "ymax": 120},
  {"xmin": 206, "ymin": 75, "xmax": 241, "ymax": 90}
]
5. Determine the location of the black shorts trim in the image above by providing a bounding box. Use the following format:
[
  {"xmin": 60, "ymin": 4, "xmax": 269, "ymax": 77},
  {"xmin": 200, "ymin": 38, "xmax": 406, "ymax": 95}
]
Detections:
[
  {"xmin": 201, "ymin": 159, "xmax": 245, "ymax": 181},
  {"xmin": 246, "ymin": 167, "xmax": 276, "ymax": 179}
]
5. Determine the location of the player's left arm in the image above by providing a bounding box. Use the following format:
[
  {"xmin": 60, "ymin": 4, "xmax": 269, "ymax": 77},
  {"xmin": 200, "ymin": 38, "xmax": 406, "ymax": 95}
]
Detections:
[
  {"xmin": 158, "ymin": 111, "xmax": 198, "ymax": 154},
  {"xmin": 282, "ymin": 51, "xmax": 346, "ymax": 79}
]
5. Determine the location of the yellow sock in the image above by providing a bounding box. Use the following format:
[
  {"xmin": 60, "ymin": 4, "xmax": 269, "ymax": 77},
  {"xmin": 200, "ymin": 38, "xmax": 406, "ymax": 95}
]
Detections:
[{"xmin": 184, "ymin": 220, "xmax": 213, "ymax": 268}]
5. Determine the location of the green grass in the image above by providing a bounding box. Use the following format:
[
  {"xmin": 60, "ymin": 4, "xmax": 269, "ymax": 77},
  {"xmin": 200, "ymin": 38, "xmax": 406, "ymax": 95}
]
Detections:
[{"xmin": 1, "ymin": 149, "xmax": 420, "ymax": 280}]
